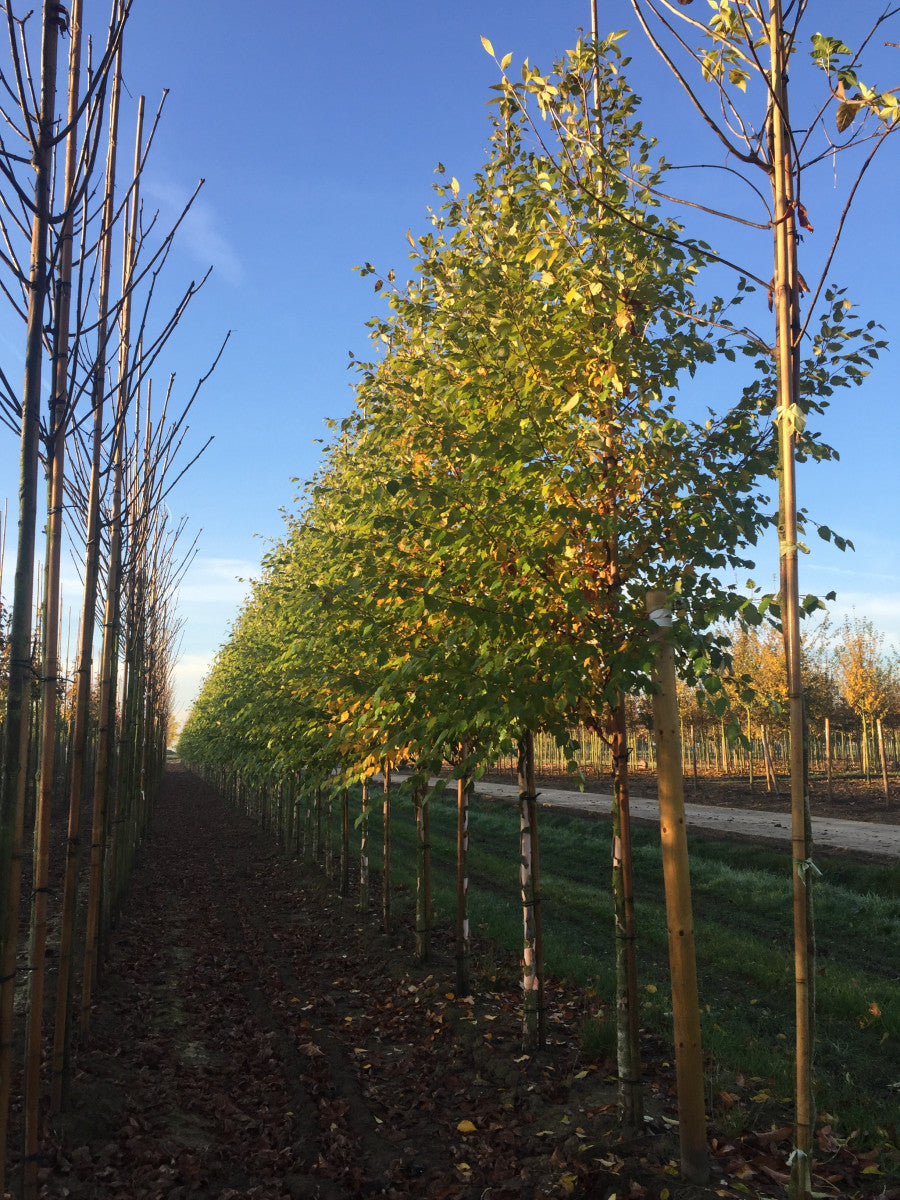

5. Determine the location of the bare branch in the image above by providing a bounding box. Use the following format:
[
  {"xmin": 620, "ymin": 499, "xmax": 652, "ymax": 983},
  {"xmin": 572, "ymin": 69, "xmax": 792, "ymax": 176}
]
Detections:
[{"xmin": 629, "ymin": 0, "xmax": 765, "ymax": 167}]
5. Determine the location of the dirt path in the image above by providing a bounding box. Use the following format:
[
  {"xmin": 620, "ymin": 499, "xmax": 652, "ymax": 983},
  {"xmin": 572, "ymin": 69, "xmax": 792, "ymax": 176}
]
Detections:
[
  {"xmin": 27, "ymin": 768, "xmax": 638, "ymax": 1199},
  {"xmin": 26, "ymin": 766, "xmax": 884, "ymax": 1200}
]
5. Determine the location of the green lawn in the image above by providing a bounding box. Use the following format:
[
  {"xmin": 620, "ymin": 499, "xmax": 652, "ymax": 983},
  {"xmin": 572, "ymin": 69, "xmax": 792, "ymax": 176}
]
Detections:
[{"xmin": 325, "ymin": 785, "xmax": 899, "ymax": 1149}]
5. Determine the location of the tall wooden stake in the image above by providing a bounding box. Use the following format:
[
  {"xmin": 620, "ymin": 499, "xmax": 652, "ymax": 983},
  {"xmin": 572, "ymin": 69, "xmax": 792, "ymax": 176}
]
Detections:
[
  {"xmin": 647, "ymin": 590, "xmax": 708, "ymax": 1184},
  {"xmin": 768, "ymin": 7, "xmax": 815, "ymax": 1192},
  {"xmin": 51, "ymin": 34, "xmax": 123, "ymax": 1106},
  {"xmin": 24, "ymin": 1, "xmax": 83, "ymax": 1183}
]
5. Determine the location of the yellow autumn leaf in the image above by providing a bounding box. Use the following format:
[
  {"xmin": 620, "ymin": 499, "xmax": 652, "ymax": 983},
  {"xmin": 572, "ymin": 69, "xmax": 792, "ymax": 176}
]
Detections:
[
  {"xmin": 481, "ymin": 35, "xmax": 494, "ymax": 56},
  {"xmin": 457, "ymin": 1119, "xmax": 477, "ymax": 1133},
  {"xmin": 559, "ymin": 1172, "xmax": 578, "ymax": 1194}
]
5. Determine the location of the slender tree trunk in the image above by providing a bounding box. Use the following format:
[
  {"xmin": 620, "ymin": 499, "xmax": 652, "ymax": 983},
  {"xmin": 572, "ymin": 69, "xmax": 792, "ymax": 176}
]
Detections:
[
  {"xmin": 303, "ymin": 789, "xmax": 313, "ymax": 864},
  {"xmin": 877, "ymin": 718, "xmax": 890, "ymax": 805},
  {"xmin": 81, "ymin": 415, "xmax": 125, "ymax": 1036},
  {"xmin": 382, "ymin": 765, "xmax": 391, "ymax": 934},
  {"xmin": 518, "ymin": 731, "xmax": 545, "ymax": 1052},
  {"xmin": 455, "ymin": 773, "xmax": 471, "ymax": 996},
  {"xmin": 291, "ymin": 781, "xmax": 301, "ymax": 856},
  {"xmin": 0, "ymin": 5, "xmax": 62, "ymax": 1184},
  {"xmin": 824, "ymin": 717, "xmax": 833, "ymax": 802},
  {"xmin": 647, "ymin": 590, "xmax": 708, "ymax": 1184},
  {"xmin": 324, "ymin": 789, "xmax": 333, "ymax": 877},
  {"xmin": 359, "ymin": 780, "xmax": 369, "ymax": 912},
  {"xmin": 762, "ymin": 730, "xmax": 780, "ymax": 797},
  {"xmin": 414, "ymin": 787, "xmax": 431, "ymax": 964},
  {"xmin": 340, "ymin": 789, "xmax": 349, "ymax": 898},
  {"xmin": 314, "ymin": 786, "xmax": 322, "ymax": 860},
  {"xmin": 607, "ymin": 701, "xmax": 642, "ymax": 1127}
]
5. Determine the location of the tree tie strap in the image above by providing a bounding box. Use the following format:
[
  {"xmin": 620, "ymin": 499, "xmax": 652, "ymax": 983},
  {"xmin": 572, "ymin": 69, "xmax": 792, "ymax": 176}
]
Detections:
[{"xmin": 793, "ymin": 856, "xmax": 822, "ymax": 883}]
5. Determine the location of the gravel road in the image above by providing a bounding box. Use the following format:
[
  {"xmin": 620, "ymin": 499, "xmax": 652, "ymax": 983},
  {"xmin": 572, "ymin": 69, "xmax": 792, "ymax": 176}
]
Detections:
[{"xmin": 419, "ymin": 778, "xmax": 900, "ymax": 862}]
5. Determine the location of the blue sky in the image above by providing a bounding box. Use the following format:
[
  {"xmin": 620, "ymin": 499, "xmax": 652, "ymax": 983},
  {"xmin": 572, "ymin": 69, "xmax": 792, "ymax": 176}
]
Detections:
[{"xmin": 0, "ymin": 1, "xmax": 897, "ymax": 726}]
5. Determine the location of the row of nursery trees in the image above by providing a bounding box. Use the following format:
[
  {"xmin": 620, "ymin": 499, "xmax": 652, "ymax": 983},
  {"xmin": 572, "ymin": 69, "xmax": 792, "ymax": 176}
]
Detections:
[
  {"xmin": 180, "ymin": 6, "xmax": 896, "ymax": 1194},
  {"xmin": 677, "ymin": 615, "xmax": 900, "ymax": 792},
  {"xmin": 0, "ymin": 2, "xmax": 216, "ymax": 1196},
  {"xmin": 500, "ymin": 613, "xmax": 900, "ymax": 793}
]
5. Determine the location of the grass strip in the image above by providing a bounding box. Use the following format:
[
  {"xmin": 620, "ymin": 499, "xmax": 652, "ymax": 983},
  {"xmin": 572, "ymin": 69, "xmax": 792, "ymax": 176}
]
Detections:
[{"xmin": 328, "ymin": 785, "xmax": 899, "ymax": 1148}]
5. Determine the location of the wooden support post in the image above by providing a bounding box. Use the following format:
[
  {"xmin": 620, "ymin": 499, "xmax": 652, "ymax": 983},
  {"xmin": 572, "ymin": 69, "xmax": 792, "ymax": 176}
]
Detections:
[{"xmin": 646, "ymin": 590, "xmax": 708, "ymax": 1185}]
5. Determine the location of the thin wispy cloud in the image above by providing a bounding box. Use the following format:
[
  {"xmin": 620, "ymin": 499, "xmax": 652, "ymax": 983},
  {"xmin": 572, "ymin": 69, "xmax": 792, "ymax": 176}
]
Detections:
[
  {"xmin": 178, "ymin": 556, "xmax": 257, "ymax": 607},
  {"xmin": 825, "ymin": 592, "xmax": 900, "ymax": 651},
  {"xmin": 143, "ymin": 178, "xmax": 243, "ymax": 285}
]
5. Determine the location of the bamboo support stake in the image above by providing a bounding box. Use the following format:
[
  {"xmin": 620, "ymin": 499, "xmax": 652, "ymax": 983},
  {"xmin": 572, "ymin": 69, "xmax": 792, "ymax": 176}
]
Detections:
[
  {"xmin": 81, "ymin": 387, "xmax": 125, "ymax": 1036},
  {"xmin": 646, "ymin": 590, "xmax": 708, "ymax": 1184},
  {"xmin": 768, "ymin": 9, "xmax": 815, "ymax": 1190},
  {"xmin": 24, "ymin": 0, "xmax": 84, "ymax": 1174}
]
